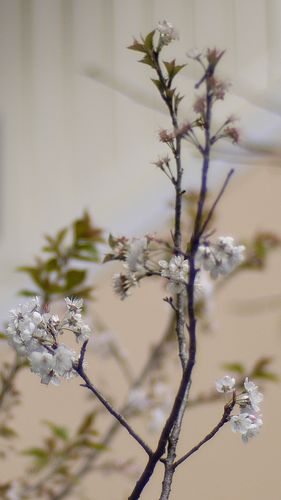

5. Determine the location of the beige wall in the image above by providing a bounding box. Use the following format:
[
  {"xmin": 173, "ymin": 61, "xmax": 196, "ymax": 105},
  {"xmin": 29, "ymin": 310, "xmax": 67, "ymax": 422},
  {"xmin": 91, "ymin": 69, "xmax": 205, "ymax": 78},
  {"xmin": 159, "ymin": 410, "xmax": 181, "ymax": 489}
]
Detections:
[{"xmin": 1, "ymin": 167, "xmax": 280, "ymax": 499}]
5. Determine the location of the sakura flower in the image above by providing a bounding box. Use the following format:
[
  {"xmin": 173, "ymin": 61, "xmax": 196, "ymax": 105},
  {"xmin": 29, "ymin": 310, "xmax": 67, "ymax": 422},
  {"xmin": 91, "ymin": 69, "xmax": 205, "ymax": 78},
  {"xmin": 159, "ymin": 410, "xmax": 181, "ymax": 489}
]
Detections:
[
  {"xmin": 186, "ymin": 47, "xmax": 201, "ymax": 60},
  {"xmin": 231, "ymin": 407, "xmax": 263, "ymax": 443},
  {"xmin": 196, "ymin": 236, "xmax": 245, "ymax": 279},
  {"xmin": 113, "ymin": 272, "xmax": 137, "ymax": 300},
  {"xmin": 7, "ymin": 297, "xmax": 91, "ymax": 385},
  {"xmin": 29, "ymin": 350, "xmax": 54, "ymax": 375},
  {"xmin": 193, "ymin": 95, "xmax": 206, "ymax": 114},
  {"xmin": 215, "ymin": 375, "xmax": 236, "ymax": 393},
  {"xmin": 29, "ymin": 350, "xmax": 59, "ymax": 385},
  {"xmin": 65, "ymin": 297, "xmax": 83, "ymax": 313},
  {"xmin": 124, "ymin": 237, "xmax": 148, "ymax": 276},
  {"xmin": 110, "ymin": 237, "xmax": 153, "ymax": 300},
  {"xmin": 157, "ymin": 20, "xmax": 179, "ymax": 45},
  {"xmin": 244, "ymin": 377, "xmax": 264, "ymax": 412},
  {"xmin": 159, "ymin": 255, "xmax": 189, "ymax": 294},
  {"xmin": 196, "ymin": 245, "xmax": 216, "ymax": 271},
  {"xmin": 53, "ymin": 344, "xmax": 76, "ymax": 379}
]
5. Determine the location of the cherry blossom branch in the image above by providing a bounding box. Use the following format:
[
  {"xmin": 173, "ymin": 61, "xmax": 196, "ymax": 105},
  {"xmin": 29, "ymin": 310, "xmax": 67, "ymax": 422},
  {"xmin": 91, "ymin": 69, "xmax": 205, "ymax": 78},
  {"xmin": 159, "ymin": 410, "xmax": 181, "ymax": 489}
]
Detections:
[
  {"xmin": 152, "ymin": 41, "xmax": 190, "ymax": 500},
  {"xmin": 52, "ymin": 314, "xmax": 176, "ymax": 500},
  {"xmin": 159, "ymin": 53, "xmax": 218, "ymax": 500},
  {"xmin": 128, "ymin": 320, "xmax": 196, "ymax": 499},
  {"xmin": 75, "ymin": 341, "xmax": 153, "ymax": 457},
  {"xmin": 174, "ymin": 397, "xmax": 235, "ymax": 468}
]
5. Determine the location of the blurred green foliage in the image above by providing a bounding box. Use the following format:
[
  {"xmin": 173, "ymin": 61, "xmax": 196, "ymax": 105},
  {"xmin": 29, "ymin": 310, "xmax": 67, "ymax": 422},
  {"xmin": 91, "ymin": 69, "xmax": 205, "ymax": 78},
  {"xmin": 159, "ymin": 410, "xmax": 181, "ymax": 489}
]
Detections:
[{"xmin": 17, "ymin": 212, "xmax": 104, "ymax": 304}]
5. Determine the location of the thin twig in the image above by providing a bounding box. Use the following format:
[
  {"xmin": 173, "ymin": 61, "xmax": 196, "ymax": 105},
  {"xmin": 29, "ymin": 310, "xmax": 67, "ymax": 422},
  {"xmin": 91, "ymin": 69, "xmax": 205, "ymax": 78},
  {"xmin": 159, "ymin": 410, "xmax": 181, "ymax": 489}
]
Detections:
[
  {"xmin": 75, "ymin": 341, "xmax": 152, "ymax": 457},
  {"xmin": 52, "ymin": 314, "xmax": 176, "ymax": 500},
  {"xmin": 174, "ymin": 397, "xmax": 236, "ymax": 468},
  {"xmin": 199, "ymin": 168, "xmax": 234, "ymax": 237}
]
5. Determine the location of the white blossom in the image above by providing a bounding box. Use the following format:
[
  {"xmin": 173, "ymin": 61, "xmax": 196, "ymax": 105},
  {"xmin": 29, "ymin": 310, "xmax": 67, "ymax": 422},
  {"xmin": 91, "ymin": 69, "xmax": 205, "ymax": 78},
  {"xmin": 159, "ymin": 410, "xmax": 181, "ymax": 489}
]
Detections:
[
  {"xmin": 7, "ymin": 297, "xmax": 91, "ymax": 385},
  {"xmin": 186, "ymin": 47, "xmax": 201, "ymax": 60},
  {"xmin": 124, "ymin": 237, "xmax": 148, "ymax": 276},
  {"xmin": 196, "ymin": 236, "xmax": 245, "ymax": 279},
  {"xmin": 243, "ymin": 377, "xmax": 264, "ymax": 412},
  {"xmin": 63, "ymin": 298, "xmax": 91, "ymax": 342},
  {"xmin": 215, "ymin": 375, "xmax": 236, "ymax": 393},
  {"xmin": 53, "ymin": 344, "xmax": 76, "ymax": 379},
  {"xmin": 113, "ymin": 272, "xmax": 137, "ymax": 300},
  {"xmin": 214, "ymin": 375, "xmax": 265, "ymax": 443},
  {"xmin": 111, "ymin": 237, "xmax": 152, "ymax": 300},
  {"xmin": 65, "ymin": 297, "xmax": 83, "ymax": 313},
  {"xmin": 29, "ymin": 350, "xmax": 59, "ymax": 386},
  {"xmin": 231, "ymin": 407, "xmax": 263, "ymax": 443},
  {"xmin": 157, "ymin": 20, "xmax": 179, "ymax": 45},
  {"xmin": 159, "ymin": 255, "xmax": 189, "ymax": 294}
]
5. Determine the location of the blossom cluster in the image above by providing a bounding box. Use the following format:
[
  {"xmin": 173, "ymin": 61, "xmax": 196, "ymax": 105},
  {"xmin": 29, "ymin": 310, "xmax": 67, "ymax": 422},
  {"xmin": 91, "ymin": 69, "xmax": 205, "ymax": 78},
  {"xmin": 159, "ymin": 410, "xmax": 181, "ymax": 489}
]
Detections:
[
  {"xmin": 196, "ymin": 236, "xmax": 245, "ymax": 279},
  {"xmin": 6, "ymin": 297, "xmax": 91, "ymax": 385},
  {"xmin": 159, "ymin": 255, "xmax": 190, "ymax": 294},
  {"xmin": 112, "ymin": 237, "xmax": 150, "ymax": 300},
  {"xmin": 111, "ymin": 235, "xmax": 245, "ymax": 300},
  {"xmin": 215, "ymin": 375, "xmax": 263, "ymax": 443}
]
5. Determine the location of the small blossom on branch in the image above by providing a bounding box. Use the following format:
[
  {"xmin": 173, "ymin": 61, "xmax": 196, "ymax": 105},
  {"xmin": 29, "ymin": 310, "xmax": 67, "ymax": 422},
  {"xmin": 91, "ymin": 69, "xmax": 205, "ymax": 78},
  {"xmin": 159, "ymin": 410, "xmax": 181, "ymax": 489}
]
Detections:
[
  {"xmin": 208, "ymin": 77, "xmax": 230, "ymax": 101},
  {"xmin": 193, "ymin": 95, "xmax": 206, "ymax": 115},
  {"xmin": 157, "ymin": 20, "xmax": 179, "ymax": 46},
  {"xmin": 230, "ymin": 407, "xmax": 263, "ymax": 443},
  {"xmin": 196, "ymin": 236, "xmax": 245, "ymax": 279},
  {"xmin": 215, "ymin": 375, "xmax": 236, "ymax": 393},
  {"xmin": 224, "ymin": 126, "xmax": 240, "ymax": 144},
  {"xmin": 159, "ymin": 255, "xmax": 202, "ymax": 296},
  {"xmin": 6, "ymin": 297, "xmax": 91, "ymax": 385},
  {"xmin": 159, "ymin": 255, "xmax": 190, "ymax": 294},
  {"xmin": 159, "ymin": 129, "xmax": 175, "ymax": 143},
  {"xmin": 174, "ymin": 122, "xmax": 192, "ymax": 138},
  {"xmin": 124, "ymin": 237, "xmax": 148, "ymax": 276},
  {"xmin": 113, "ymin": 273, "xmax": 137, "ymax": 300},
  {"xmin": 240, "ymin": 377, "xmax": 264, "ymax": 412},
  {"xmin": 186, "ymin": 48, "xmax": 202, "ymax": 60},
  {"xmin": 112, "ymin": 237, "xmax": 155, "ymax": 300},
  {"xmin": 216, "ymin": 375, "xmax": 264, "ymax": 443}
]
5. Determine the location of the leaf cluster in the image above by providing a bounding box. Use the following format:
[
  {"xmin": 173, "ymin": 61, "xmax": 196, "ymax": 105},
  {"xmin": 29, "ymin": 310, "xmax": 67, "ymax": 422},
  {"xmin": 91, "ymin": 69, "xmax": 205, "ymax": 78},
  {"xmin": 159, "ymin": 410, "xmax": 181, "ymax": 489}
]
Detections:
[
  {"xmin": 128, "ymin": 31, "xmax": 185, "ymax": 113},
  {"xmin": 241, "ymin": 232, "xmax": 280, "ymax": 270},
  {"xmin": 22, "ymin": 411, "xmax": 105, "ymax": 496},
  {"xmin": 223, "ymin": 356, "xmax": 279, "ymax": 382},
  {"xmin": 0, "ymin": 357, "xmax": 27, "ymax": 458},
  {"xmin": 17, "ymin": 212, "xmax": 104, "ymax": 303}
]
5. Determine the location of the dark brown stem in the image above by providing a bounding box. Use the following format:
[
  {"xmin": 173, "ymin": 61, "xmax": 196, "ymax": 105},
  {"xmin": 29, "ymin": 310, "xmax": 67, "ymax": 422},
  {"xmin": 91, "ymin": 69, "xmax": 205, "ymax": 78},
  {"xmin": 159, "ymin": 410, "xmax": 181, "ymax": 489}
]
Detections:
[
  {"xmin": 75, "ymin": 342, "xmax": 152, "ymax": 457},
  {"xmin": 159, "ymin": 63, "xmax": 215, "ymax": 500},
  {"xmin": 52, "ymin": 315, "xmax": 176, "ymax": 500},
  {"xmin": 174, "ymin": 397, "xmax": 235, "ymax": 468},
  {"xmin": 152, "ymin": 49, "xmax": 189, "ymax": 499}
]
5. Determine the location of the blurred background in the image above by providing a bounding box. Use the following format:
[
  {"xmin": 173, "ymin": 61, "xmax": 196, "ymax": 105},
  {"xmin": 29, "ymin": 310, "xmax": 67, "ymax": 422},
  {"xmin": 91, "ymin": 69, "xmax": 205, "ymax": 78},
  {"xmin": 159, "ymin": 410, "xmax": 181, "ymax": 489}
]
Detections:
[{"xmin": 0, "ymin": 1, "xmax": 280, "ymax": 499}]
